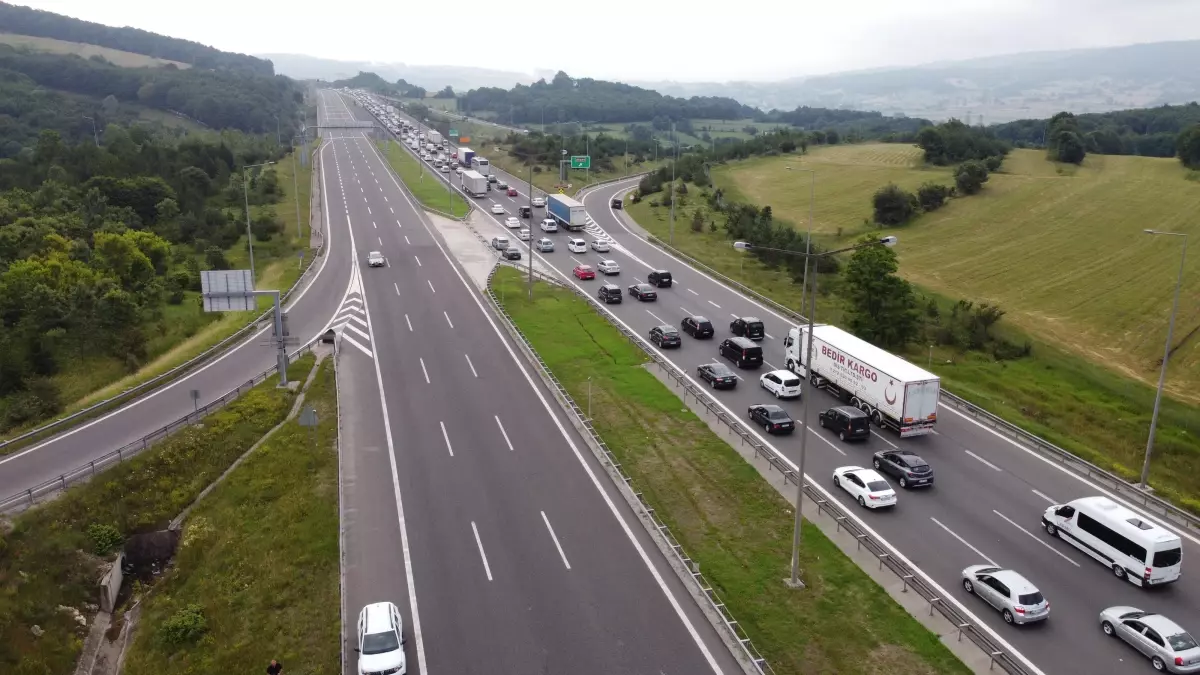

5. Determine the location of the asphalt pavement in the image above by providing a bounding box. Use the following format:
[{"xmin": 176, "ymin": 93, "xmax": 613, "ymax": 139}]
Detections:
[
  {"xmin": 361, "ymin": 94, "xmax": 1200, "ymax": 675},
  {"xmin": 324, "ymin": 98, "xmax": 741, "ymax": 674}
]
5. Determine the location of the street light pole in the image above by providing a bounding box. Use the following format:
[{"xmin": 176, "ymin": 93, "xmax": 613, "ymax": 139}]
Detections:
[
  {"xmin": 528, "ymin": 165, "xmax": 534, "ymax": 299},
  {"xmin": 242, "ymin": 161, "xmax": 275, "ymax": 281},
  {"xmin": 669, "ymin": 121, "xmax": 676, "ymax": 246},
  {"xmin": 1139, "ymin": 229, "xmax": 1188, "ymax": 489},
  {"xmin": 82, "ymin": 115, "xmax": 99, "ymax": 147},
  {"xmin": 784, "ymin": 167, "xmax": 817, "ymax": 314},
  {"xmin": 291, "ymin": 136, "xmax": 303, "ymax": 240},
  {"xmin": 733, "ymin": 236, "xmax": 899, "ymax": 589}
]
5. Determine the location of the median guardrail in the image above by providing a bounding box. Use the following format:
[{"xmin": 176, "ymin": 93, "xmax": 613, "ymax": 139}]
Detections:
[
  {"xmin": 632, "ymin": 231, "xmax": 1200, "ymax": 534},
  {"xmin": 0, "ymin": 338, "xmax": 322, "ymax": 516},
  {"xmin": 0, "ymin": 144, "xmax": 328, "ymax": 458}
]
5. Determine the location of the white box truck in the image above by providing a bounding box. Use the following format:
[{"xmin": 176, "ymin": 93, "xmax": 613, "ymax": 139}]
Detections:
[
  {"xmin": 546, "ymin": 194, "xmax": 588, "ymax": 231},
  {"xmin": 461, "ymin": 170, "xmax": 487, "ymax": 197},
  {"xmin": 784, "ymin": 324, "xmax": 940, "ymax": 437},
  {"xmin": 427, "ymin": 130, "xmax": 444, "ymax": 145}
]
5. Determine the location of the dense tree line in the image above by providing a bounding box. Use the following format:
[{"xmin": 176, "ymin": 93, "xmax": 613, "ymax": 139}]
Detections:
[
  {"xmin": 0, "ymin": 3, "xmax": 273, "ymax": 75},
  {"xmin": 0, "ymin": 128, "xmax": 289, "ymax": 430},
  {"xmin": 1179, "ymin": 124, "xmax": 1200, "ymax": 169},
  {"xmin": 329, "ymin": 72, "xmax": 426, "ymax": 99},
  {"xmin": 757, "ymin": 106, "xmax": 931, "ymax": 138},
  {"xmin": 916, "ymin": 119, "xmax": 1010, "ymax": 165},
  {"xmin": 0, "ymin": 45, "xmax": 303, "ymax": 137},
  {"xmin": 990, "ymin": 102, "xmax": 1200, "ymax": 158}
]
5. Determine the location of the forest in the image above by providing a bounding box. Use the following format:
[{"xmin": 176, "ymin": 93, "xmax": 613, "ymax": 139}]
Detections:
[{"xmin": 989, "ymin": 102, "xmax": 1200, "ymax": 158}]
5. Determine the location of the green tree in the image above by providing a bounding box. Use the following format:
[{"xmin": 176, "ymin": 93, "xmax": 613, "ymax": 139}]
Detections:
[
  {"xmin": 872, "ymin": 183, "xmax": 918, "ymax": 226},
  {"xmin": 1178, "ymin": 124, "xmax": 1200, "ymax": 169},
  {"xmin": 954, "ymin": 160, "xmax": 990, "ymax": 195},
  {"xmin": 916, "ymin": 182, "xmax": 951, "ymax": 211},
  {"xmin": 843, "ymin": 240, "xmax": 919, "ymax": 349},
  {"xmin": 1047, "ymin": 112, "xmax": 1086, "ymax": 165}
]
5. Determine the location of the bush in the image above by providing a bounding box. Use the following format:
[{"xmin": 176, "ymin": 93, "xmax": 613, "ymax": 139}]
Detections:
[
  {"xmin": 872, "ymin": 183, "xmax": 918, "ymax": 226},
  {"xmin": 251, "ymin": 209, "xmax": 283, "ymax": 242},
  {"xmin": 160, "ymin": 604, "xmax": 207, "ymax": 646},
  {"xmin": 86, "ymin": 523, "xmax": 123, "ymax": 555},
  {"xmin": 916, "ymin": 182, "xmax": 951, "ymax": 212},
  {"xmin": 954, "ymin": 160, "xmax": 990, "ymax": 195}
]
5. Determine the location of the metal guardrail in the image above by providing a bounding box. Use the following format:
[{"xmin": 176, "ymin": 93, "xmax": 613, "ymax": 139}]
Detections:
[
  {"xmin": 0, "ymin": 339, "xmax": 321, "ymax": 515},
  {"xmin": 0, "ymin": 145, "xmax": 328, "ymax": 457},
  {"xmin": 635, "ymin": 233, "xmax": 1200, "ymax": 532},
  {"xmin": 492, "ymin": 264, "xmax": 1031, "ymax": 675}
]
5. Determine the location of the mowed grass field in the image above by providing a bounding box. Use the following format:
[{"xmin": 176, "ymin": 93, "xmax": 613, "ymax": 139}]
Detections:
[
  {"xmin": 715, "ymin": 144, "xmax": 1200, "ymax": 401},
  {"xmin": 0, "ymin": 32, "xmax": 190, "ymax": 68}
]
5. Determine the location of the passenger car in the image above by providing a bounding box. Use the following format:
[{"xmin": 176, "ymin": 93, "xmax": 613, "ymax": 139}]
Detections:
[
  {"xmin": 356, "ymin": 602, "xmax": 406, "ymax": 675},
  {"xmin": 628, "ymin": 283, "xmax": 657, "ymax": 301},
  {"xmin": 496, "ymin": 180, "xmax": 508, "ymax": 189},
  {"xmin": 872, "ymin": 450, "xmax": 934, "ymax": 488},
  {"xmin": 718, "ymin": 337, "xmax": 763, "ymax": 369},
  {"xmin": 748, "ymin": 404, "xmax": 794, "ymax": 434},
  {"xmin": 567, "ymin": 238, "xmax": 587, "ymax": 253},
  {"xmin": 649, "ymin": 325, "xmax": 682, "ymax": 348},
  {"xmin": 962, "ymin": 566, "xmax": 1049, "ymax": 625},
  {"xmin": 591, "ymin": 239, "xmax": 610, "ymax": 252},
  {"xmin": 503, "ymin": 247, "xmax": 522, "ymax": 260},
  {"xmin": 611, "ymin": 197, "xmax": 623, "ymax": 209},
  {"xmin": 597, "ymin": 260, "xmax": 620, "ymax": 275},
  {"xmin": 730, "ymin": 316, "xmax": 765, "ymax": 341},
  {"xmin": 818, "ymin": 406, "xmax": 871, "ymax": 442},
  {"xmin": 490, "ymin": 204, "xmax": 506, "ymax": 215},
  {"xmin": 517, "ymin": 228, "xmax": 531, "ymax": 241},
  {"xmin": 573, "ymin": 264, "xmax": 595, "ymax": 280},
  {"xmin": 759, "ymin": 369, "xmax": 801, "ymax": 399},
  {"xmin": 535, "ymin": 237, "xmax": 554, "ymax": 252},
  {"xmin": 697, "ymin": 362, "xmax": 738, "ymax": 389},
  {"xmin": 367, "ymin": 251, "xmax": 386, "ymax": 267},
  {"xmin": 505, "ymin": 217, "xmax": 520, "ymax": 228},
  {"xmin": 647, "ymin": 270, "xmax": 673, "ymax": 287},
  {"xmin": 832, "ymin": 466, "xmax": 896, "ymax": 509},
  {"xmin": 1100, "ymin": 607, "xmax": 1199, "ymax": 673},
  {"xmin": 507, "ymin": 187, "xmax": 519, "ymax": 197},
  {"xmin": 681, "ymin": 315, "xmax": 714, "ymax": 339},
  {"xmin": 597, "ymin": 283, "xmax": 622, "ymax": 304},
  {"xmin": 531, "ymin": 197, "xmax": 545, "ymax": 207},
  {"xmin": 490, "ymin": 236, "xmax": 509, "ymax": 250},
  {"xmin": 540, "ymin": 219, "xmax": 558, "ymax": 232}
]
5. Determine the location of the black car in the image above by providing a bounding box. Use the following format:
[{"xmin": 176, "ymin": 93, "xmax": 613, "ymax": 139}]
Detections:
[
  {"xmin": 697, "ymin": 363, "xmax": 738, "ymax": 389},
  {"xmin": 649, "ymin": 325, "xmax": 682, "ymax": 348},
  {"xmin": 598, "ymin": 283, "xmax": 622, "ymax": 304},
  {"xmin": 730, "ymin": 316, "xmax": 765, "ymax": 341},
  {"xmin": 818, "ymin": 406, "xmax": 871, "ymax": 442},
  {"xmin": 681, "ymin": 315, "xmax": 715, "ymax": 339},
  {"xmin": 496, "ymin": 180, "xmax": 508, "ymax": 189},
  {"xmin": 628, "ymin": 283, "xmax": 657, "ymax": 301},
  {"xmin": 611, "ymin": 198, "xmax": 623, "ymax": 209},
  {"xmin": 503, "ymin": 247, "xmax": 521, "ymax": 260},
  {"xmin": 518, "ymin": 205, "xmax": 532, "ymax": 219},
  {"xmin": 748, "ymin": 404, "xmax": 795, "ymax": 435},
  {"xmin": 648, "ymin": 270, "xmax": 673, "ymax": 288},
  {"xmin": 873, "ymin": 450, "xmax": 935, "ymax": 489},
  {"xmin": 719, "ymin": 337, "xmax": 763, "ymax": 369},
  {"xmin": 487, "ymin": 174, "xmax": 498, "ymax": 183}
]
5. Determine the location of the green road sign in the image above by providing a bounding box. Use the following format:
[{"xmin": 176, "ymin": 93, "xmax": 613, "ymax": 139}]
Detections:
[
  {"xmin": 570, "ymin": 155, "xmax": 591, "ymax": 169},
  {"xmin": 449, "ymin": 129, "xmax": 459, "ymax": 137}
]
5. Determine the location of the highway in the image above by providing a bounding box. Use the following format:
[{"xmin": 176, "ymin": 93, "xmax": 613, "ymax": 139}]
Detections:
[
  {"xmin": 362, "ymin": 91, "xmax": 1200, "ymax": 675},
  {"xmin": 0, "ymin": 90, "xmax": 354, "ymax": 503},
  {"xmin": 325, "ymin": 97, "xmax": 741, "ymax": 674}
]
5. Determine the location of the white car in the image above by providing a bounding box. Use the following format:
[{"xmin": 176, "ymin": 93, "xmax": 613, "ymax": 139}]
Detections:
[
  {"xmin": 440, "ymin": 164, "xmax": 450, "ymax": 173},
  {"xmin": 540, "ymin": 219, "xmax": 558, "ymax": 233},
  {"xmin": 567, "ymin": 238, "xmax": 587, "ymax": 254},
  {"xmin": 531, "ymin": 197, "xmax": 545, "ymax": 207},
  {"xmin": 491, "ymin": 204, "xmax": 506, "ymax": 215},
  {"xmin": 832, "ymin": 466, "xmax": 896, "ymax": 509},
  {"xmin": 597, "ymin": 259, "xmax": 620, "ymax": 275},
  {"xmin": 505, "ymin": 217, "xmax": 520, "ymax": 228},
  {"xmin": 366, "ymin": 251, "xmax": 386, "ymax": 267},
  {"xmin": 356, "ymin": 602, "xmax": 406, "ymax": 675},
  {"xmin": 759, "ymin": 369, "xmax": 802, "ymax": 399},
  {"xmin": 491, "ymin": 236, "xmax": 509, "ymax": 250},
  {"xmin": 590, "ymin": 239, "xmax": 610, "ymax": 252},
  {"xmin": 517, "ymin": 228, "xmax": 531, "ymax": 241},
  {"xmin": 535, "ymin": 237, "xmax": 555, "ymax": 252},
  {"xmin": 455, "ymin": 166, "xmax": 463, "ymax": 174}
]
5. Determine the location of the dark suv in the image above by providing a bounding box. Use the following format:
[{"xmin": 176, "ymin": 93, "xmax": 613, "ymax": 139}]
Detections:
[
  {"xmin": 681, "ymin": 315, "xmax": 714, "ymax": 339},
  {"xmin": 718, "ymin": 337, "xmax": 763, "ymax": 369},
  {"xmin": 818, "ymin": 406, "xmax": 870, "ymax": 442},
  {"xmin": 518, "ymin": 205, "xmax": 532, "ymax": 218},
  {"xmin": 598, "ymin": 283, "xmax": 622, "ymax": 304},
  {"xmin": 730, "ymin": 316, "xmax": 765, "ymax": 341},
  {"xmin": 647, "ymin": 270, "xmax": 673, "ymax": 288}
]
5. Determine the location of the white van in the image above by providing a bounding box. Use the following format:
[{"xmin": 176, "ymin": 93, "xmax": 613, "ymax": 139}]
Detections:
[{"xmin": 1042, "ymin": 496, "xmax": 1182, "ymax": 586}]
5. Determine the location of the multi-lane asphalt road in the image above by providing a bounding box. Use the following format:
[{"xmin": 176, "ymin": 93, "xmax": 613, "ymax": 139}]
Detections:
[
  {"xmin": 362, "ymin": 91, "xmax": 1200, "ymax": 675},
  {"xmin": 0, "ymin": 91, "xmax": 355, "ymax": 502},
  {"xmin": 323, "ymin": 96, "xmax": 741, "ymax": 674}
]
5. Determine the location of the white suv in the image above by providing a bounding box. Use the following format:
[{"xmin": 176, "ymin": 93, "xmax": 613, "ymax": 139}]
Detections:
[
  {"xmin": 540, "ymin": 218, "xmax": 558, "ymax": 233},
  {"xmin": 567, "ymin": 238, "xmax": 587, "ymax": 253},
  {"xmin": 356, "ymin": 602, "xmax": 406, "ymax": 674},
  {"xmin": 759, "ymin": 369, "xmax": 802, "ymax": 399}
]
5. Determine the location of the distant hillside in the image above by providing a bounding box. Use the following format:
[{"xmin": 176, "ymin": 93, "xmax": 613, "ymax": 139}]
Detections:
[
  {"xmin": 262, "ymin": 52, "xmax": 531, "ymax": 92},
  {"xmin": 0, "ymin": 32, "xmax": 190, "ymax": 69},
  {"xmin": 0, "ymin": 2, "xmax": 272, "ymax": 75},
  {"xmin": 990, "ymin": 102, "xmax": 1200, "ymax": 157},
  {"xmin": 636, "ymin": 40, "xmax": 1200, "ymax": 123},
  {"xmin": 328, "ymin": 71, "xmax": 425, "ymax": 98}
]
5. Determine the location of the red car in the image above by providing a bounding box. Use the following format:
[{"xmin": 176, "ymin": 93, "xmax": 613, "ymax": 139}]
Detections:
[
  {"xmin": 573, "ymin": 264, "xmax": 596, "ymax": 280},
  {"xmin": 452, "ymin": 152, "xmax": 457, "ymax": 158},
  {"xmin": 506, "ymin": 187, "xmax": 519, "ymax": 197}
]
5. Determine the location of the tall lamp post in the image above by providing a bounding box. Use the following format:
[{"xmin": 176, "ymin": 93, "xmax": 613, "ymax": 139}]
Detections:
[
  {"xmin": 243, "ymin": 161, "xmax": 275, "ymax": 281},
  {"xmin": 1139, "ymin": 229, "xmax": 1188, "ymax": 489},
  {"xmin": 733, "ymin": 235, "xmax": 899, "ymax": 589},
  {"xmin": 784, "ymin": 166, "xmax": 816, "ymax": 313},
  {"xmin": 528, "ymin": 165, "xmax": 535, "ymax": 299}
]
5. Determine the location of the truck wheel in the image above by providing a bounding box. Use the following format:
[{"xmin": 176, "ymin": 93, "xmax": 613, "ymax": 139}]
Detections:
[
  {"xmin": 850, "ymin": 397, "xmax": 861, "ymax": 408},
  {"xmin": 872, "ymin": 410, "xmax": 884, "ymax": 427},
  {"xmin": 787, "ymin": 359, "xmax": 795, "ymax": 372}
]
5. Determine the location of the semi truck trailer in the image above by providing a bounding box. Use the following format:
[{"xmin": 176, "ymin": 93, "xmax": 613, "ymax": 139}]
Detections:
[
  {"xmin": 461, "ymin": 170, "xmax": 487, "ymax": 197},
  {"xmin": 784, "ymin": 324, "xmax": 940, "ymax": 437},
  {"xmin": 458, "ymin": 147, "xmax": 475, "ymax": 167},
  {"xmin": 546, "ymin": 194, "xmax": 587, "ymax": 231},
  {"xmin": 427, "ymin": 130, "xmax": 443, "ymax": 145}
]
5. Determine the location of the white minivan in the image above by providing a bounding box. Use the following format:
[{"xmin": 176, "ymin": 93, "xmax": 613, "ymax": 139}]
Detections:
[{"xmin": 1042, "ymin": 496, "xmax": 1182, "ymax": 586}]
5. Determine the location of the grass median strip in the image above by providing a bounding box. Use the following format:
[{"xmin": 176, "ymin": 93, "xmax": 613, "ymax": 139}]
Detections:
[
  {"xmin": 490, "ymin": 266, "xmax": 969, "ymax": 675},
  {"xmin": 123, "ymin": 358, "xmax": 339, "ymax": 675},
  {"xmin": 0, "ymin": 353, "xmax": 315, "ymax": 675},
  {"xmin": 380, "ymin": 139, "xmax": 471, "ymax": 217}
]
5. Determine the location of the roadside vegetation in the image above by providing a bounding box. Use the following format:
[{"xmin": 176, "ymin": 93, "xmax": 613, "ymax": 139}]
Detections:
[
  {"xmin": 123, "ymin": 358, "xmax": 339, "ymax": 675},
  {"xmin": 0, "ymin": 353, "xmax": 314, "ymax": 675},
  {"xmin": 491, "ymin": 266, "xmax": 971, "ymax": 675},
  {"xmin": 379, "ymin": 139, "xmax": 471, "ymax": 217}
]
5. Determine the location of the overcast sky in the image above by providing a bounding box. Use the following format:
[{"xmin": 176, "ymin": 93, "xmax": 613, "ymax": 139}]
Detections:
[{"xmin": 17, "ymin": 0, "xmax": 1200, "ymax": 81}]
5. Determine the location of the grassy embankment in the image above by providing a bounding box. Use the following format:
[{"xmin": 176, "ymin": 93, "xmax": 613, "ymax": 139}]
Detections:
[
  {"xmin": 122, "ymin": 358, "xmax": 339, "ymax": 675},
  {"xmin": 380, "ymin": 139, "xmax": 471, "ymax": 217},
  {"xmin": 627, "ymin": 143, "xmax": 1200, "ymax": 510},
  {"xmin": 0, "ymin": 353, "xmax": 316, "ymax": 675},
  {"xmin": 0, "ymin": 32, "xmax": 190, "ymax": 68},
  {"xmin": 490, "ymin": 266, "xmax": 970, "ymax": 675}
]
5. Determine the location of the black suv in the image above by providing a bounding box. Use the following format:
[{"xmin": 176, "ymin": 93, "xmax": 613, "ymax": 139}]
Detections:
[
  {"xmin": 718, "ymin": 337, "xmax": 763, "ymax": 369},
  {"xmin": 628, "ymin": 283, "xmax": 657, "ymax": 301},
  {"xmin": 697, "ymin": 363, "xmax": 738, "ymax": 389},
  {"xmin": 818, "ymin": 406, "xmax": 870, "ymax": 442},
  {"xmin": 681, "ymin": 315, "xmax": 714, "ymax": 339},
  {"xmin": 748, "ymin": 404, "xmax": 795, "ymax": 435},
  {"xmin": 518, "ymin": 205, "xmax": 532, "ymax": 219},
  {"xmin": 873, "ymin": 450, "xmax": 935, "ymax": 488},
  {"xmin": 647, "ymin": 270, "xmax": 673, "ymax": 288},
  {"xmin": 649, "ymin": 325, "xmax": 682, "ymax": 348},
  {"xmin": 598, "ymin": 283, "xmax": 622, "ymax": 304},
  {"xmin": 730, "ymin": 316, "xmax": 765, "ymax": 341},
  {"xmin": 611, "ymin": 197, "xmax": 623, "ymax": 209}
]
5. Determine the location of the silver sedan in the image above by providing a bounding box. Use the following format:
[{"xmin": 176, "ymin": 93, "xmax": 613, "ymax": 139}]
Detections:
[{"xmin": 1101, "ymin": 606, "xmax": 1200, "ymax": 673}]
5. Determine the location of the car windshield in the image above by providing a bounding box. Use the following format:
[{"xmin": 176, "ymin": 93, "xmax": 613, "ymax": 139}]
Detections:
[
  {"xmin": 866, "ymin": 480, "xmax": 890, "ymax": 492},
  {"xmin": 767, "ymin": 410, "xmax": 789, "ymax": 420},
  {"xmin": 1168, "ymin": 632, "xmax": 1199, "ymax": 652},
  {"xmin": 1153, "ymin": 548, "xmax": 1183, "ymax": 567},
  {"xmin": 1018, "ymin": 591, "xmax": 1045, "ymax": 605},
  {"xmin": 362, "ymin": 630, "xmax": 400, "ymax": 655}
]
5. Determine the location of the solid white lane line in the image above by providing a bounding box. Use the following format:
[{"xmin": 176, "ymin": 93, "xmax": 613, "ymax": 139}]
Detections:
[
  {"xmin": 471, "ymin": 521, "xmax": 493, "ymax": 581},
  {"xmin": 440, "ymin": 421, "xmax": 454, "ymax": 457},
  {"xmin": 414, "ymin": 256, "xmax": 422, "ymax": 267},
  {"xmin": 993, "ymin": 510, "xmax": 1080, "ymax": 567},
  {"xmin": 708, "ymin": 300, "xmax": 721, "ymax": 309},
  {"xmin": 464, "ymin": 353, "xmax": 478, "ymax": 377},
  {"xmin": 394, "ymin": 282, "xmax": 400, "ymax": 295},
  {"xmin": 1031, "ymin": 489, "xmax": 1056, "ymax": 504},
  {"xmin": 427, "ymin": 279, "xmax": 436, "ymax": 293},
  {"xmin": 541, "ymin": 511, "xmax": 572, "ymax": 570},
  {"xmin": 688, "ymin": 288, "xmax": 699, "ymax": 295},
  {"xmin": 965, "ymin": 450, "xmax": 1002, "ymax": 472},
  {"xmin": 495, "ymin": 415, "xmax": 514, "ymax": 451},
  {"xmin": 444, "ymin": 311, "xmax": 454, "ymax": 328},
  {"xmin": 420, "ymin": 358, "xmax": 430, "ymax": 384},
  {"xmin": 931, "ymin": 517, "xmax": 998, "ymax": 566}
]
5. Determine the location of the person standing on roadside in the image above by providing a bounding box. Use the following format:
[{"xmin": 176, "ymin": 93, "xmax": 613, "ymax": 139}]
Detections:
[{"xmin": 266, "ymin": 659, "xmax": 283, "ymax": 675}]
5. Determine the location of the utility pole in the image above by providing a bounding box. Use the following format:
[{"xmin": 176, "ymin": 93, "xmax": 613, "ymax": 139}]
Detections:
[
  {"xmin": 82, "ymin": 115, "xmax": 99, "ymax": 147},
  {"xmin": 669, "ymin": 121, "xmax": 676, "ymax": 246},
  {"xmin": 528, "ymin": 165, "xmax": 534, "ymax": 299},
  {"xmin": 242, "ymin": 161, "xmax": 275, "ymax": 281},
  {"xmin": 291, "ymin": 137, "xmax": 303, "ymax": 240}
]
